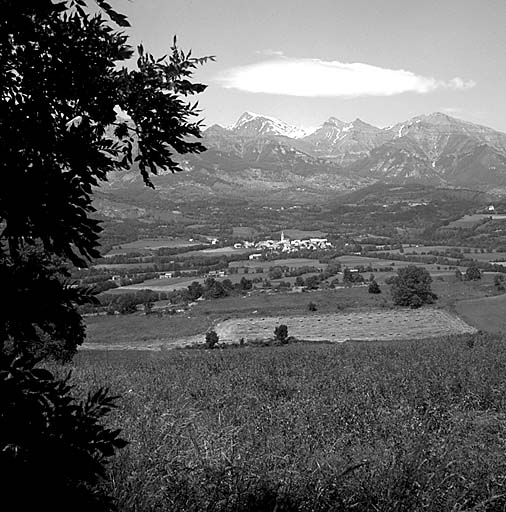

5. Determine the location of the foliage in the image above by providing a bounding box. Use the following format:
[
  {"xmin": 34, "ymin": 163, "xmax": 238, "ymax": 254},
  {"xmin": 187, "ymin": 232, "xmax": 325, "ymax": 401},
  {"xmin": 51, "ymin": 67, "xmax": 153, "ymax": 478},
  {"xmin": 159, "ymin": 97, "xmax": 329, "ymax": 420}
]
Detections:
[
  {"xmin": 494, "ymin": 274, "xmax": 505, "ymax": 292},
  {"xmin": 368, "ymin": 280, "xmax": 381, "ymax": 294},
  {"xmin": 465, "ymin": 265, "xmax": 482, "ymax": 281},
  {"xmin": 390, "ymin": 265, "xmax": 437, "ymax": 308},
  {"xmin": 274, "ymin": 324, "xmax": 288, "ymax": 343},
  {"xmin": 0, "ymin": 247, "xmax": 94, "ymax": 361},
  {"xmin": 205, "ymin": 330, "xmax": 219, "ymax": 349},
  {"xmin": 455, "ymin": 268, "xmax": 463, "ymax": 281},
  {"xmin": 0, "ymin": 353, "xmax": 127, "ymax": 512},
  {"xmin": 0, "ymin": 0, "xmax": 212, "ymax": 357},
  {"xmin": 308, "ymin": 301, "xmax": 317, "ymax": 311}
]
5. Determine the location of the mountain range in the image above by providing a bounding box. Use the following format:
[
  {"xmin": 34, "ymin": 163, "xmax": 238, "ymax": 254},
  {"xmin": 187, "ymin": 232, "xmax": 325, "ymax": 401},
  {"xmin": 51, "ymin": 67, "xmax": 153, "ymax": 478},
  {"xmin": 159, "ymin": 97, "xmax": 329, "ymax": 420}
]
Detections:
[{"xmin": 102, "ymin": 111, "xmax": 506, "ymax": 210}]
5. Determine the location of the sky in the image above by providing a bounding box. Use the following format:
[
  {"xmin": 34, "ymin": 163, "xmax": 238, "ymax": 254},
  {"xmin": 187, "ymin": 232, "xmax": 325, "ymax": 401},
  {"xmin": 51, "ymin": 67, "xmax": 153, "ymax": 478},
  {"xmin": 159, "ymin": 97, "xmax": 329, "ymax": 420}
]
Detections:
[{"xmin": 110, "ymin": 0, "xmax": 506, "ymax": 132}]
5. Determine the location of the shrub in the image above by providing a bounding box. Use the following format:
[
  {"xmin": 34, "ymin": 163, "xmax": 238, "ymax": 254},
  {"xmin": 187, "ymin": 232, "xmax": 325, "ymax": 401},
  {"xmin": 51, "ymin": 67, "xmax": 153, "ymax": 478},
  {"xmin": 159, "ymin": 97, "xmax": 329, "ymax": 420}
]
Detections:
[
  {"xmin": 308, "ymin": 301, "xmax": 317, "ymax": 311},
  {"xmin": 205, "ymin": 330, "xmax": 219, "ymax": 349},
  {"xmin": 0, "ymin": 355, "xmax": 127, "ymax": 512},
  {"xmin": 274, "ymin": 324, "xmax": 288, "ymax": 343},
  {"xmin": 368, "ymin": 280, "xmax": 381, "ymax": 294},
  {"xmin": 465, "ymin": 266, "xmax": 482, "ymax": 281}
]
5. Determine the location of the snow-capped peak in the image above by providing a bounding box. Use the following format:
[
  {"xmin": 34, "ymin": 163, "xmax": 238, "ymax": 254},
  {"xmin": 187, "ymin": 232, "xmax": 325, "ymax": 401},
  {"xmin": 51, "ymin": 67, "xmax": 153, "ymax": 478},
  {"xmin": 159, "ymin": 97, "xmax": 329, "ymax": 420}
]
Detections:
[{"xmin": 231, "ymin": 111, "xmax": 310, "ymax": 138}]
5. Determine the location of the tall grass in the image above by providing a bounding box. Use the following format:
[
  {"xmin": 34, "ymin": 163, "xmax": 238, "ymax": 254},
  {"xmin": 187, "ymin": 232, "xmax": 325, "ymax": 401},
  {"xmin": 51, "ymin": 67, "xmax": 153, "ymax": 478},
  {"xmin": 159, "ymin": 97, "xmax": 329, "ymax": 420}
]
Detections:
[{"xmin": 65, "ymin": 333, "xmax": 506, "ymax": 511}]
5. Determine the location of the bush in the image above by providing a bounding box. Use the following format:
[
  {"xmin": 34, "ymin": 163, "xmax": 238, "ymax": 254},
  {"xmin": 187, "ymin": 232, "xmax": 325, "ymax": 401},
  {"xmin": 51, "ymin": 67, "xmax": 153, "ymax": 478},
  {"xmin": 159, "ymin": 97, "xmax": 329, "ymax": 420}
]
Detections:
[
  {"xmin": 368, "ymin": 280, "xmax": 381, "ymax": 294},
  {"xmin": 465, "ymin": 266, "xmax": 482, "ymax": 281},
  {"xmin": 0, "ymin": 355, "xmax": 127, "ymax": 512},
  {"xmin": 205, "ymin": 330, "xmax": 219, "ymax": 349},
  {"xmin": 308, "ymin": 301, "xmax": 317, "ymax": 311},
  {"xmin": 274, "ymin": 324, "xmax": 288, "ymax": 343}
]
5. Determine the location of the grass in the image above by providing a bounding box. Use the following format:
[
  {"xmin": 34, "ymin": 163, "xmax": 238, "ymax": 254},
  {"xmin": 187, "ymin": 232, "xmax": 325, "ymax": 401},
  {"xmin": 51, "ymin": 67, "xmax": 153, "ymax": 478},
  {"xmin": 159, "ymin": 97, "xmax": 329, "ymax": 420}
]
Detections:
[
  {"xmin": 65, "ymin": 333, "xmax": 506, "ymax": 511},
  {"xmin": 85, "ymin": 277, "xmax": 500, "ymax": 350},
  {"xmin": 84, "ymin": 288, "xmax": 392, "ymax": 349},
  {"xmin": 84, "ymin": 313, "xmax": 212, "ymax": 348},
  {"xmin": 456, "ymin": 293, "xmax": 506, "ymax": 333}
]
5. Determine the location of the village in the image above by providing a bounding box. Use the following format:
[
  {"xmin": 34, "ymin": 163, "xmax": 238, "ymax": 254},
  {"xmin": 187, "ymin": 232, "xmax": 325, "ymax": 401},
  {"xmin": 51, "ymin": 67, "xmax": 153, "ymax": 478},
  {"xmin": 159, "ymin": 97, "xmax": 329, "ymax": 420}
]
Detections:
[{"xmin": 235, "ymin": 231, "xmax": 332, "ymax": 259}]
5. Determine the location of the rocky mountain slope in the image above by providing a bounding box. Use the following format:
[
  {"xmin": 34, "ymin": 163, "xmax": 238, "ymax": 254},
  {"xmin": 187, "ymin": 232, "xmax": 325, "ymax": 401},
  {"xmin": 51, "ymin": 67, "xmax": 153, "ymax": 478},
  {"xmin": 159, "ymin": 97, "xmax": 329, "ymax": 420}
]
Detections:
[
  {"xmin": 101, "ymin": 111, "xmax": 506, "ymax": 212},
  {"xmin": 202, "ymin": 111, "xmax": 506, "ymax": 191}
]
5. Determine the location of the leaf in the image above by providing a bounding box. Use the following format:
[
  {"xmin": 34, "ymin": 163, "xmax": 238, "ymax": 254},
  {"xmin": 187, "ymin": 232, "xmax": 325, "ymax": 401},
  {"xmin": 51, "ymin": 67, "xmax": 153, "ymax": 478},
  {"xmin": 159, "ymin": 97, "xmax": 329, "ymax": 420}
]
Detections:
[{"xmin": 65, "ymin": 115, "xmax": 83, "ymax": 131}]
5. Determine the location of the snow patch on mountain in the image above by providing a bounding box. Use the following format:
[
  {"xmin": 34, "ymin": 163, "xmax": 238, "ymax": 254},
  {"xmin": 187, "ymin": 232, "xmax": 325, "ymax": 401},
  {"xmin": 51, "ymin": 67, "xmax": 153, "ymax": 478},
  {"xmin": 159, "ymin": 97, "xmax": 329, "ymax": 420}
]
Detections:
[{"xmin": 231, "ymin": 111, "xmax": 311, "ymax": 138}]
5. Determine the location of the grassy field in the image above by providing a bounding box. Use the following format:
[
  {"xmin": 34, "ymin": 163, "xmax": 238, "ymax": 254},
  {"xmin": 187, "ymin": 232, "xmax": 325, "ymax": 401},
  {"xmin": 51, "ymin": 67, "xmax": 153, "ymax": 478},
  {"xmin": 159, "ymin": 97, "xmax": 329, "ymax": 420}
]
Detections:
[
  {"xmin": 229, "ymin": 257, "xmax": 326, "ymax": 269},
  {"xmin": 85, "ymin": 276, "xmax": 504, "ymax": 350},
  {"xmin": 456, "ymin": 293, "xmax": 506, "ymax": 333},
  {"xmin": 66, "ymin": 333, "xmax": 506, "ymax": 511},
  {"xmin": 84, "ymin": 313, "xmax": 212, "ymax": 349},
  {"xmin": 84, "ymin": 288, "xmax": 392, "ymax": 349},
  {"xmin": 107, "ymin": 237, "xmax": 201, "ymax": 255}
]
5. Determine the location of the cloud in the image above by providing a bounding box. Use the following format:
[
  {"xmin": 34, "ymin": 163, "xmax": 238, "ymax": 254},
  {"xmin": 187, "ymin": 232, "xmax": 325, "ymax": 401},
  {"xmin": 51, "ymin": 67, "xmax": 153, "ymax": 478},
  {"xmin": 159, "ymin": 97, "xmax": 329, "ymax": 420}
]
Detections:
[
  {"xmin": 216, "ymin": 57, "xmax": 476, "ymax": 97},
  {"xmin": 255, "ymin": 49, "xmax": 285, "ymax": 57}
]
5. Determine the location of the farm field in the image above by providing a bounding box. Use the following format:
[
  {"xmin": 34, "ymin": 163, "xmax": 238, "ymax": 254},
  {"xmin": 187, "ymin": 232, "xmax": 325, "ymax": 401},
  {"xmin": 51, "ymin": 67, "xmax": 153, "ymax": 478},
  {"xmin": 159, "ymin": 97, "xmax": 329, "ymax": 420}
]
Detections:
[
  {"xmin": 378, "ymin": 245, "xmax": 476, "ymax": 255},
  {"xmin": 229, "ymin": 257, "xmax": 326, "ymax": 269},
  {"xmin": 214, "ymin": 308, "xmax": 476, "ymax": 343},
  {"xmin": 456, "ymin": 293, "xmax": 506, "ymax": 334},
  {"xmin": 446, "ymin": 214, "xmax": 495, "ymax": 228},
  {"xmin": 83, "ymin": 288, "xmax": 392, "ymax": 349},
  {"xmin": 84, "ymin": 273, "xmax": 506, "ymax": 351},
  {"xmin": 106, "ymin": 237, "xmax": 201, "ymax": 255},
  {"xmin": 83, "ymin": 312, "xmax": 212, "ymax": 350},
  {"xmin": 335, "ymin": 254, "xmax": 455, "ymax": 277},
  {"xmin": 68, "ymin": 333, "xmax": 506, "ymax": 511}
]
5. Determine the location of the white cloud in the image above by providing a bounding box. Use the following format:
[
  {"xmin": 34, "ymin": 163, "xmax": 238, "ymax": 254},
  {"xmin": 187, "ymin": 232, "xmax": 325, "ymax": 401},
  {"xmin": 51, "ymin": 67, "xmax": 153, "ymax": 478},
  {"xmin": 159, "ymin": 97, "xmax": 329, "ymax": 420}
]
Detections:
[
  {"xmin": 256, "ymin": 49, "xmax": 285, "ymax": 57},
  {"xmin": 216, "ymin": 57, "xmax": 476, "ymax": 97}
]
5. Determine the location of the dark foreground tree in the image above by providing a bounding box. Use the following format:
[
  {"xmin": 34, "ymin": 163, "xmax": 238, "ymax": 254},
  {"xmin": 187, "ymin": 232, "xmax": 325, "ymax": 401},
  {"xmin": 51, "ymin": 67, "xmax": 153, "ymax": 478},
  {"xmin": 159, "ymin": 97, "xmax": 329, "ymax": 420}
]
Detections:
[
  {"xmin": 1, "ymin": 0, "xmax": 213, "ymax": 359},
  {"xmin": 1, "ymin": 0, "xmax": 211, "ymax": 508},
  {"xmin": 1, "ymin": 355, "xmax": 127, "ymax": 512},
  {"xmin": 390, "ymin": 265, "xmax": 437, "ymax": 308}
]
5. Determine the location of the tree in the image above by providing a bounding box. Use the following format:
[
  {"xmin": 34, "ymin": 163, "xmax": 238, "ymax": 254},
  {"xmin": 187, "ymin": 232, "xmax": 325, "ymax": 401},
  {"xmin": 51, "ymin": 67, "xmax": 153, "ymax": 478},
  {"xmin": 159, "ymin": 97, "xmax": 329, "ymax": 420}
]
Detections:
[
  {"xmin": 308, "ymin": 301, "xmax": 317, "ymax": 311},
  {"xmin": 368, "ymin": 280, "xmax": 381, "ymax": 294},
  {"xmin": 1, "ymin": 1, "xmax": 210, "ymax": 506},
  {"xmin": 1, "ymin": 355, "xmax": 128, "ymax": 512},
  {"xmin": 274, "ymin": 324, "xmax": 288, "ymax": 343},
  {"xmin": 205, "ymin": 330, "xmax": 219, "ymax": 349},
  {"xmin": 203, "ymin": 278, "xmax": 228, "ymax": 299},
  {"xmin": 455, "ymin": 268, "xmax": 463, "ymax": 281},
  {"xmin": 390, "ymin": 265, "xmax": 437, "ymax": 308},
  {"xmin": 304, "ymin": 275, "xmax": 320, "ymax": 290},
  {"xmin": 295, "ymin": 276, "xmax": 305, "ymax": 287},
  {"xmin": 494, "ymin": 274, "xmax": 505, "ymax": 292},
  {"xmin": 187, "ymin": 281, "xmax": 203, "ymax": 301},
  {"xmin": 465, "ymin": 265, "xmax": 482, "ymax": 281},
  {"xmin": 342, "ymin": 267, "xmax": 353, "ymax": 286},
  {"xmin": 239, "ymin": 276, "xmax": 253, "ymax": 291},
  {"xmin": 1, "ymin": 0, "xmax": 213, "ymax": 359}
]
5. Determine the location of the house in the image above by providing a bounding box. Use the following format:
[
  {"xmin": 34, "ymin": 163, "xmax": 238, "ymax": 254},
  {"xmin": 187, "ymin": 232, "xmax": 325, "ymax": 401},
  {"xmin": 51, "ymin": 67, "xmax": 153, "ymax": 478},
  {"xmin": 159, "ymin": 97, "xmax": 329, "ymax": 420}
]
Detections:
[
  {"xmin": 111, "ymin": 275, "xmax": 121, "ymax": 281},
  {"xmin": 249, "ymin": 253, "xmax": 262, "ymax": 260},
  {"xmin": 159, "ymin": 272, "xmax": 173, "ymax": 279}
]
